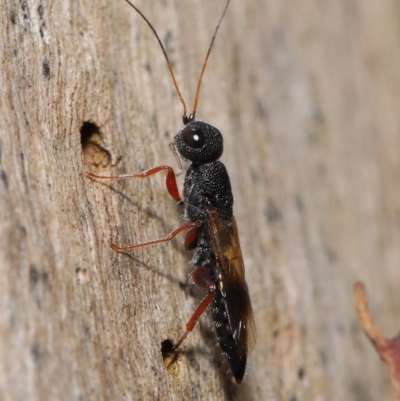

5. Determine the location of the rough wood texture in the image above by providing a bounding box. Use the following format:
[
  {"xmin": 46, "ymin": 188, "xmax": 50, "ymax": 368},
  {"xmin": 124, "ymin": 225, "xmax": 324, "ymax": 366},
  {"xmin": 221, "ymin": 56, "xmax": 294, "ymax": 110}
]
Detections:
[{"xmin": 1, "ymin": 0, "xmax": 400, "ymax": 400}]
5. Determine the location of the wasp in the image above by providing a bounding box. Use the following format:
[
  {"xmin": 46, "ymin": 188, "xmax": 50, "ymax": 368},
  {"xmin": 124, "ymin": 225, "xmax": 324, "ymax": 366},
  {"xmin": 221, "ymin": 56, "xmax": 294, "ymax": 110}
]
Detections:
[{"xmin": 88, "ymin": 0, "xmax": 256, "ymax": 383}]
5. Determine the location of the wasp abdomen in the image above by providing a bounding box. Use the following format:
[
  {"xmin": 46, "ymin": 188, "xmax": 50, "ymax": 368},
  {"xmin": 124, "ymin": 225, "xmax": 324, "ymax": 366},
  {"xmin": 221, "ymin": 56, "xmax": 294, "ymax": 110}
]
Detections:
[{"xmin": 212, "ymin": 290, "xmax": 247, "ymax": 383}]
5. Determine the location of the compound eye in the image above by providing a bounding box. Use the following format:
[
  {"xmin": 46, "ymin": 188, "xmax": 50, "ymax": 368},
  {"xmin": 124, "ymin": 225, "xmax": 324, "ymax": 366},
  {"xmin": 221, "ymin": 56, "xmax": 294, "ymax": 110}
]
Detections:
[{"xmin": 182, "ymin": 126, "xmax": 205, "ymax": 149}]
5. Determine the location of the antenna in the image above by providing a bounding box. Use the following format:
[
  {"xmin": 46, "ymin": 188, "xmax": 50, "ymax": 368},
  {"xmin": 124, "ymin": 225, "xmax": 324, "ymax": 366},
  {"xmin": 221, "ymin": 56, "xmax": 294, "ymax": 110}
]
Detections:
[
  {"xmin": 124, "ymin": 0, "xmax": 188, "ymax": 119},
  {"xmin": 124, "ymin": 0, "xmax": 231, "ymax": 125},
  {"xmin": 191, "ymin": 0, "xmax": 231, "ymax": 120}
]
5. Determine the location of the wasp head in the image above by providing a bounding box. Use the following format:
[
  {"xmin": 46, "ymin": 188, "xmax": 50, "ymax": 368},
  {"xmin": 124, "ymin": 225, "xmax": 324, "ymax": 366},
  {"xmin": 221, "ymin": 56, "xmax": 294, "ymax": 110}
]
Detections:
[{"xmin": 174, "ymin": 121, "xmax": 223, "ymax": 164}]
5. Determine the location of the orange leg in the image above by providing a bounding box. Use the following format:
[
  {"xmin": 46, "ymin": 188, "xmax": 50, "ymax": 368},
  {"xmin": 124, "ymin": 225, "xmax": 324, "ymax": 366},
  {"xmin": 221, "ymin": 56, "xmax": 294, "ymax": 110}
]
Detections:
[
  {"xmin": 87, "ymin": 165, "xmax": 182, "ymax": 204},
  {"xmin": 173, "ymin": 266, "xmax": 215, "ymax": 351},
  {"xmin": 111, "ymin": 221, "xmax": 201, "ymax": 252}
]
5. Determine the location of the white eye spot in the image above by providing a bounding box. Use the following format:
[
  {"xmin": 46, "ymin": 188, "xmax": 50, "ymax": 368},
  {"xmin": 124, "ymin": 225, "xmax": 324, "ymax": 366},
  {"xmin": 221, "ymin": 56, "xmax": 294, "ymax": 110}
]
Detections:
[{"xmin": 193, "ymin": 134, "xmax": 199, "ymax": 142}]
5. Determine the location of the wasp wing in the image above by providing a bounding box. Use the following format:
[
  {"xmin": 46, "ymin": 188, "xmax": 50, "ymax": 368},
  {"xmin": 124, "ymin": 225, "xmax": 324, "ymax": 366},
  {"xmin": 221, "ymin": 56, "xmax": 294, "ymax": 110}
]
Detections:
[{"xmin": 207, "ymin": 206, "xmax": 256, "ymax": 356}]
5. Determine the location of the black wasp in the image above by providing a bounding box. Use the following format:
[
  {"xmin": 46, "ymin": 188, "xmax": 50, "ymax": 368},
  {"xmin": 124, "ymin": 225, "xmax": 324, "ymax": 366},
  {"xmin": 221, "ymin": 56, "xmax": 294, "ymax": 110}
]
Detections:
[{"xmin": 88, "ymin": 0, "xmax": 256, "ymax": 383}]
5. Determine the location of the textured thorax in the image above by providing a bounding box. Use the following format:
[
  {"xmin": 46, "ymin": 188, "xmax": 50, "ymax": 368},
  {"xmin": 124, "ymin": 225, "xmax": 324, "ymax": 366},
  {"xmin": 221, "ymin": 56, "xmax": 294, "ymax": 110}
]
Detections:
[{"xmin": 183, "ymin": 161, "xmax": 234, "ymax": 224}]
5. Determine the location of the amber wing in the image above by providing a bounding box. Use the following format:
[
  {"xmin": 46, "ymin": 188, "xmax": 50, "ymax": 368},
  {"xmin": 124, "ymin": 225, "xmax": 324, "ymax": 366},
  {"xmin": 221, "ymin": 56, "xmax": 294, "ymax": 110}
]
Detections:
[{"xmin": 207, "ymin": 207, "xmax": 256, "ymax": 355}]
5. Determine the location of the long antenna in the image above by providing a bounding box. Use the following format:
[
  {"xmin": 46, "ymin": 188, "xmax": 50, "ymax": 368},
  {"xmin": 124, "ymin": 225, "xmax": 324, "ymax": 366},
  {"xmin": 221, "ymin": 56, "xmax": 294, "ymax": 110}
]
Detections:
[
  {"xmin": 124, "ymin": 0, "xmax": 231, "ymax": 125},
  {"xmin": 124, "ymin": 0, "xmax": 188, "ymax": 119},
  {"xmin": 191, "ymin": 0, "xmax": 231, "ymax": 120}
]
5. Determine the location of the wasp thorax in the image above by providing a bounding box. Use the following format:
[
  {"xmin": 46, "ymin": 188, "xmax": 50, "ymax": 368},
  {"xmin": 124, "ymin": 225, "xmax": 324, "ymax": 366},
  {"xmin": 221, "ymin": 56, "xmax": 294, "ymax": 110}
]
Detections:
[{"xmin": 174, "ymin": 121, "xmax": 223, "ymax": 164}]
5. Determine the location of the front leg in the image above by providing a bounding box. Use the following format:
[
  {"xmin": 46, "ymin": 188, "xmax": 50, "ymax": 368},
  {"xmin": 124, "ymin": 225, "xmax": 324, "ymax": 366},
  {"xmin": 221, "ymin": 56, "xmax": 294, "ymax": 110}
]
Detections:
[{"xmin": 88, "ymin": 165, "xmax": 182, "ymax": 204}]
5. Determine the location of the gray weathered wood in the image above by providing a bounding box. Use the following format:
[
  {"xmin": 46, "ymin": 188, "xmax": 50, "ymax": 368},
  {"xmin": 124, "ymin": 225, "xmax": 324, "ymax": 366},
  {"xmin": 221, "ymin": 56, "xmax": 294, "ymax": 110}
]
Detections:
[{"xmin": 1, "ymin": 0, "xmax": 400, "ymax": 400}]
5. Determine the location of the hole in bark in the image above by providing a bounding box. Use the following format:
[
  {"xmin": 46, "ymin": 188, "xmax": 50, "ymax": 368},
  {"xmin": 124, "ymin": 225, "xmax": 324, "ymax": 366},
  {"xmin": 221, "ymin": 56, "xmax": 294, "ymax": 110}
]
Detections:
[
  {"xmin": 80, "ymin": 121, "xmax": 111, "ymax": 170},
  {"xmin": 161, "ymin": 339, "xmax": 174, "ymax": 357},
  {"xmin": 161, "ymin": 339, "xmax": 181, "ymax": 375}
]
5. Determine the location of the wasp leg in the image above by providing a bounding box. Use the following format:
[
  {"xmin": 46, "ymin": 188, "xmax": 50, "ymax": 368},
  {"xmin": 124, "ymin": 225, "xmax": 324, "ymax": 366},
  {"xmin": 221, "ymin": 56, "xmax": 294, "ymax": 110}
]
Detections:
[
  {"xmin": 183, "ymin": 221, "xmax": 200, "ymax": 250},
  {"xmin": 87, "ymin": 165, "xmax": 182, "ymax": 204},
  {"xmin": 172, "ymin": 266, "xmax": 215, "ymax": 351},
  {"xmin": 111, "ymin": 221, "xmax": 200, "ymax": 251}
]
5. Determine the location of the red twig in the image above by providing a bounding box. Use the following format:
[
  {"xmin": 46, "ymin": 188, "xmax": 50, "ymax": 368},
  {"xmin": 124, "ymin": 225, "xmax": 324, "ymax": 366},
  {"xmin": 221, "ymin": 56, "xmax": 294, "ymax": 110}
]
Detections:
[{"xmin": 354, "ymin": 282, "xmax": 400, "ymax": 400}]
